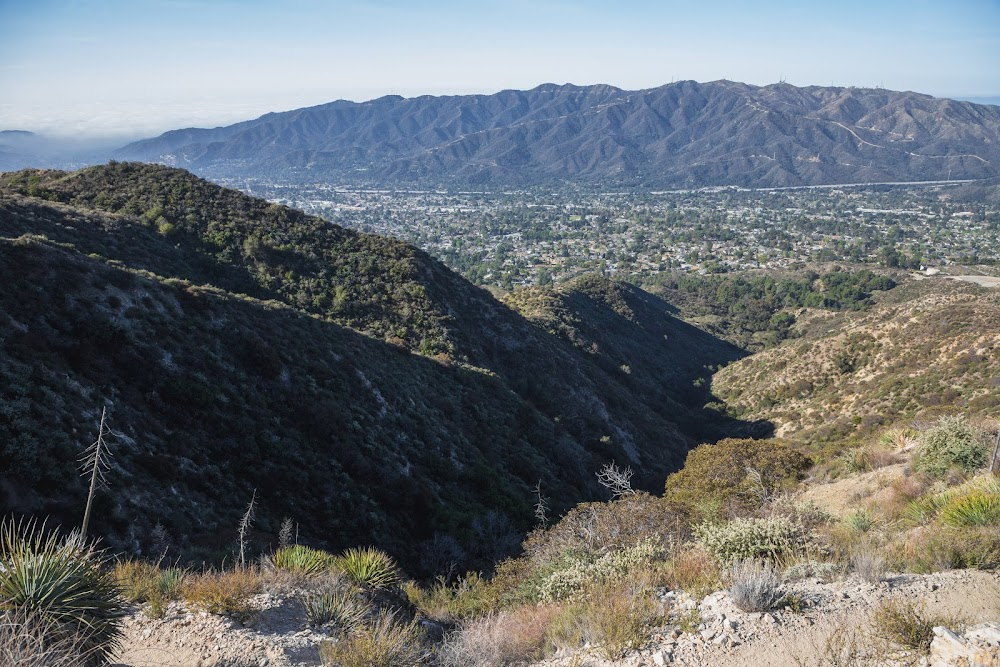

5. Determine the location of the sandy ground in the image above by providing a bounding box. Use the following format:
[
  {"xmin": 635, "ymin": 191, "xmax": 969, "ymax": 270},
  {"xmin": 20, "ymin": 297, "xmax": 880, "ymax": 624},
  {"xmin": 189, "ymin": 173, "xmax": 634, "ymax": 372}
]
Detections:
[{"xmin": 950, "ymin": 276, "xmax": 1000, "ymax": 288}]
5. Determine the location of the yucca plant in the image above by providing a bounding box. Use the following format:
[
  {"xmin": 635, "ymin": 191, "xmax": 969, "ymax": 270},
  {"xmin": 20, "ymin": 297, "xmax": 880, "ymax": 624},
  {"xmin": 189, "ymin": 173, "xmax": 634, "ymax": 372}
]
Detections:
[
  {"xmin": 941, "ymin": 489, "xmax": 1000, "ymax": 527},
  {"xmin": 905, "ymin": 476, "xmax": 1000, "ymax": 526},
  {"xmin": 318, "ymin": 609, "xmax": 425, "ymax": 667},
  {"xmin": 334, "ymin": 547, "xmax": 401, "ymax": 590},
  {"xmin": 0, "ymin": 518, "xmax": 124, "ymax": 664},
  {"xmin": 271, "ymin": 544, "xmax": 334, "ymax": 576},
  {"xmin": 302, "ymin": 583, "xmax": 368, "ymax": 631}
]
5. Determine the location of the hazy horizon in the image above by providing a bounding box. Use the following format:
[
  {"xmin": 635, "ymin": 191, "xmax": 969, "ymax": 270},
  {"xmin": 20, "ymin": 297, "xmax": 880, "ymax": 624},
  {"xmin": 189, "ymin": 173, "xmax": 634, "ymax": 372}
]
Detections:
[{"xmin": 2, "ymin": 0, "xmax": 999, "ymax": 140}]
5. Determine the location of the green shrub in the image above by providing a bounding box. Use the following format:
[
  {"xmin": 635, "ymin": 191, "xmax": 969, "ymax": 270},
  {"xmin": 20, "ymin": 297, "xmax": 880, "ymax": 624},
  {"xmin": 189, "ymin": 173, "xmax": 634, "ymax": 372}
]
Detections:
[
  {"xmin": 534, "ymin": 540, "xmax": 662, "ymax": 603},
  {"xmin": 913, "ymin": 416, "xmax": 988, "ymax": 477},
  {"xmin": 0, "ymin": 519, "xmax": 125, "ymax": 664},
  {"xmin": 694, "ymin": 516, "xmax": 803, "ymax": 563},
  {"xmin": 403, "ymin": 572, "xmax": 500, "ymax": 623},
  {"xmin": 334, "ymin": 547, "xmax": 401, "ymax": 590},
  {"xmin": 271, "ymin": 545, "xmax": 334, "ymax": 576},
  {"xmin": 665, "ymin": 438, "xmax": 811, "ymax": 517},
  {"xmin": 318, "ymin": 610, "xmax": 425, "ymax": 667}
]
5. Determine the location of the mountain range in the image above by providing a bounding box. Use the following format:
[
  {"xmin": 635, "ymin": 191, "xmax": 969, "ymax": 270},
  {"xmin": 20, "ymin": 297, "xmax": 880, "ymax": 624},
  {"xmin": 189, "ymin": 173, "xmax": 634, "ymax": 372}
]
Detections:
[{"xmin": 112, "ymin": 80, "xmax": 1000, "ymax": 188}]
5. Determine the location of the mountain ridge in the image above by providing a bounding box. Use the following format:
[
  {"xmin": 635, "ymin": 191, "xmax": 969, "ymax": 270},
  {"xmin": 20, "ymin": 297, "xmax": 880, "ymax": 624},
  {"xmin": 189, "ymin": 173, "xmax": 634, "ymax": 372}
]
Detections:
[{"xmin": 114, "ymin": 80, "xmax": 1000, "ymax": 188}]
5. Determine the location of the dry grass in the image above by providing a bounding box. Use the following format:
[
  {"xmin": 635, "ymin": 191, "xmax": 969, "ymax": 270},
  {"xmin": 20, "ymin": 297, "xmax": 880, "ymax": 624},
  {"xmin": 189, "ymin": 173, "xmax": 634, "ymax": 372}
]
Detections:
[
  {"xmin": 0, "ymin": 611, "xmax": 91, "ymax": 667},
  {"xmin": 318, "ymin": 609, "xmax": 425, "ymax": 667},
  {"xmin": 872, "ymin": 598, "xmax": 963, "ymax": 653},
  {"xmin": 850, "ymin": 540, "xmax": 888, "ymax": 583},
  {"xmin": 113, "ymin": 559, "xmax": 160, "ymax": 603},
  {"xmin": 663, "ymin": 546, "xmax": 721, "ymax": 599},
  {"xmin": 181, "ymin": 568, "xmax": 261, "ymax": 619},
  {"xmin": 437, "ymin": 604, "xmax": 563, "ymax": 667},
  {"xmin": 582, "ymin": 575, "xmax": 663, "ymax": 660}
]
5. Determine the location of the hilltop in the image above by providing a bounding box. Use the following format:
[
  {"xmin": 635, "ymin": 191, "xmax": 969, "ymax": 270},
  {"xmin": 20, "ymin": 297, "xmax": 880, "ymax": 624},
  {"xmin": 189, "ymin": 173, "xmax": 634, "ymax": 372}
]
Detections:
[
  {"xmin": 713, "ymin": 277, "xmax": 1000, "ymax": 446},
  {"xmin": 115, "ymin": 81, "xmax": 1000, "ymax": 188}
]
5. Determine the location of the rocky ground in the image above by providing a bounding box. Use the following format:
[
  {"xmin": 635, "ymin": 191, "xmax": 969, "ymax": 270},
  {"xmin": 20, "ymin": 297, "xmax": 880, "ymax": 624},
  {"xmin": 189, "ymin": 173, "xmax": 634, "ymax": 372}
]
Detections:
[{"xmin": 110, "ymin": 568, "xmax": 1000, "ymax": 667}]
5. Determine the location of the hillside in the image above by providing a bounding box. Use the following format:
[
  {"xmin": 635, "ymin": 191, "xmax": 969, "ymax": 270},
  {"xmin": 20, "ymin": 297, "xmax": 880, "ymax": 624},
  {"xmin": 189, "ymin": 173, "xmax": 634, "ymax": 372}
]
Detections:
[
  {"xmin": 115, "ymin": 81, "xmax": 1000, "ymax": 188},
  {"xmin": 712, "ymin": 278, "xmax": 1000, "ymax": 446},
  {"xmin": 0, "ymin": 164, "xmax": 751, "ymax": 570}
]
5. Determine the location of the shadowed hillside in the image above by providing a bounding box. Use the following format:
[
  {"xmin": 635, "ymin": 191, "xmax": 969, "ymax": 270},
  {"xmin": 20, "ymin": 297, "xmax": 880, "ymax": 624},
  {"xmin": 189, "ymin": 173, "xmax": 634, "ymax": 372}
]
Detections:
[{"xmin": 0, "ymin": 164, "xmax": 758, "ymax": 570}]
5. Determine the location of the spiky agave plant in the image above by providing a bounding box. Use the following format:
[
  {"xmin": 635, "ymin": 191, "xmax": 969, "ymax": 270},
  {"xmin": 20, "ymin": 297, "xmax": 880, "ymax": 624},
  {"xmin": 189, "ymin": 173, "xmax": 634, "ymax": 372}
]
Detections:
[
  {"xmin": 0, "ymin": 518, "xmax": 124, "ymax": 664},
  {"xmin": 334, "ymin": 547, "xmax": 401, "ymax": 590},
  {"xmin": 270, "ymin": 544, "xmax": 335, "ymax": 576}
]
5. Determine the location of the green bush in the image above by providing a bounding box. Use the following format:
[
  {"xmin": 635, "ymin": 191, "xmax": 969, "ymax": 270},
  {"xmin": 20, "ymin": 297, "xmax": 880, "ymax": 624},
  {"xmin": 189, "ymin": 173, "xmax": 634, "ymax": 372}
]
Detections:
[
  {"xmin": 334, "ymin": 547, "xmax": 401, "ymax": 590},
  {"xmin": 913, "ymin": 416, "xmax": 989, "ymax": 477},
  {"xmin": 533, "ymin": 541, "xmax": 662, "ymax": 603},
  {"xmin": 665, "ymin": 438, "xmax": 811, "ymax": 517},
  {"xmin": 694, "ymin": 516, "xmax": 804, "ymax": 563},
  {"xmin": 0, "ymin": 519, "xmax": 125, "ymax": 664}
]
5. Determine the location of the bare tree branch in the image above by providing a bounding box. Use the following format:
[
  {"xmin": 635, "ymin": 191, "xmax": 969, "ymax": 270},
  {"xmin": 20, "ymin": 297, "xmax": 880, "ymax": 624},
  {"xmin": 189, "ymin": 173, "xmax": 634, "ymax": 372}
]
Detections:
[{"xmin": 596, "ymin": 461, "xmax": 636, "ymax": 499}]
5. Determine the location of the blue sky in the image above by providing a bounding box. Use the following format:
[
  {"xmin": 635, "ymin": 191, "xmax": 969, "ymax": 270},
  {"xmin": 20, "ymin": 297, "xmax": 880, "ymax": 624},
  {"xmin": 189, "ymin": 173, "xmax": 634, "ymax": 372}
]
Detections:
[{"xmin": 1, "ymin": 0, "xmax": 998, "ymax": 138}]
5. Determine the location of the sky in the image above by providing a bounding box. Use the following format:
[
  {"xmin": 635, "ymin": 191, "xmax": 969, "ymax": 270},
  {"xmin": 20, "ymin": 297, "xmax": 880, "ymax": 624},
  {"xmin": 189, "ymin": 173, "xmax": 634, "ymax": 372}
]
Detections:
[{"xmin": 1, "ymin": 0, "xmax": 999, "ymax": 140}]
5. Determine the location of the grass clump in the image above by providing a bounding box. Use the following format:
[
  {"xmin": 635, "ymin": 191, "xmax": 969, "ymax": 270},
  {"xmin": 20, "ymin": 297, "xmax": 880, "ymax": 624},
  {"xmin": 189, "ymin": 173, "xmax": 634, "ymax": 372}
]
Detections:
[
  {"xmin": 404, "ymin": 572, "xmax": 500, "ymax": 623},
  {"xmin": 113, "ymin": 559, "xmax": 160, "ymax": 603},
  {"xmin": 271, "ymin": 544, "xmax": 334, "ymax": 577},
  {"xmin": 582, "ymin": 576, "xmax": 662, "ymax": 660},
  {"xmin": 181, "ymin": 568, "xmax": 261, "ymax": 619},
  {"xmin": 727, "ymin": 559, "xmax": 783, "ymax": 612},
  {"xmin": 663, "ymin": 545, "xmax": 722, "ymax": 599},
  {"xmin": 437, "ymin": 605, "xmax": 562, "ymax": 667},
  {"xmin": 913, "ymin": 415, "xmax": 989, "ymax": 477},
  {"xmin": 850, "ymin": 540, "xmax": 888, "ymax": 582},
  {"xmin": 334, "ymin": 547, "xmax": 401, "ymax": 590},
  {"xmin": 872, "ymin": 598, "xmax": 961, "ymax": 653},
  {"xmin": 0, "ymin": 610, "xmax": 93, "ymax": 667},
  {"xmin": 318, "ymin": 609, "xmax": 425, "ymax": 667},
  {"xmin": 0, "ymin": 519, "xmax": 124, "ymax": 664}
]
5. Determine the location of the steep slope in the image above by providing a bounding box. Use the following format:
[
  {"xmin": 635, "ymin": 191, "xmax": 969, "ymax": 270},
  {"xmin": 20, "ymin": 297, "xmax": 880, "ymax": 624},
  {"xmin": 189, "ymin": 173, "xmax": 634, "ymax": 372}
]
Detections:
[
  {"xmin": 0, "ymin": 164, "xmax": 747, "ymax": 569},
  {"xmin": 712, "ymin": 278, "xmax": 1000, "ymax": 446},
  {"xmin": 115, "ymin": 81, "xmax": 1000, "ymax": 188}
]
